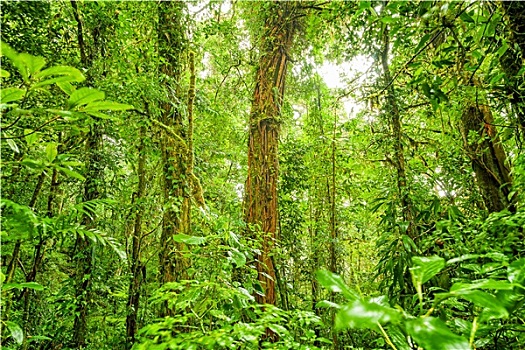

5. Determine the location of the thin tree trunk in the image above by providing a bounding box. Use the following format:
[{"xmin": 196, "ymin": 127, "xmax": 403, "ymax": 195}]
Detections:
[
  {"xmin": 126, "ymin": 124, "xmax": 147, "ymax": 348},
  {"xmin": 70, "ymin": 1, "xmax": 105, "ymax": 346},
  {"xmin": 244, "ymin": 1, "xmax": 298, "ymax": 342},
  {"xmin": 380, "ymin": 25, "xmax": 415, "ymax": 239}
]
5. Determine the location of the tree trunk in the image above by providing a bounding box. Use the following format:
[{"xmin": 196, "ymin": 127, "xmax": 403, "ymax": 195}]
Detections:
[
  {"xmin": 244, "ymin": 1, "xmax": 298, "ymax": 341},
  {"xmin": 499, "ymin": 1, "xmax": 525, "ymax": 138},
  {"xmin": 461, "ymin": 104, "xmax": 513, "ymax": 213},
  {"xmin": 380, "ymin": 25, "xmax": 415, "ymax": 238},
  {"xmin": 70, "ymin": 1, "xmax": 107, "ymax": 345},
  {"xmin": 126, "ymin": 124, "xmax": 147, "ymax": 348},
  {"xmin": 157, "ymin": 0, "xmax": 188, "ymax": 316},
  {"xmin": 501, "ymin": 1, "xmax": 525, "ymax": 58}
]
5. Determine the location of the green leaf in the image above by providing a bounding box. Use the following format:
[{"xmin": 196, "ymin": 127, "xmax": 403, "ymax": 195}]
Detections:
[
  {"xmin": 508, "ymin": 258, "xmax": 525, "ymax": 285},
  {"xmin": 34, "ymin": 65, "xmax": 84, "ymax": 81},
  {"xmin": 450, "ymin": 279, "xmax": 514, "ymax": 292},
  {"xmin": 1, "ymin": 68, "xmax": 10, "ymax": 78},
  {"xmin": 335, "ymin": 297, "xmax": 402, "ymax": 330},
  {"xmin": 57, "ymin": 81, "xmax": 76, "ymax": 95},
  {"xmin": 406, "ymin": 317, "xmax": 470, "ymax": 350},
  {"xmin": 414, "ymin": 33, "xmax": 431, "ymax": 53},
  {"xmin": 172, "ymin": 233, "xmax": 206, "ymax": 245},
  {"xmin": 6, "ymin": 321, "xmax": 24, "ymax": 345},
  {"xmin": 6, "ymin": 139, "xmax": 19, "ymax": 153},
  {"xmin": 316, "ymin": 300, "xmax": 340, "ymax": 309},
  {"xmin": 460, "ymin": 11, "xmax": 474, "ymax": 23},
  {"xmin": 32, "ymin": 75, "xmax": 85, "ymax": 89},
  {"xmin": 24, "ymin": 129, "xmax": 40, "ymax": 146},
  {"xmin": 56, "ymin": 166, "xmax": 85, "ymax": 181},
  {"xmin": 18, "ymin": 53, "xmax": 46, "ymax": 77},
  {"xmin": 21, "ymin": 158, "xmax": 46, "ymax": 170},
  {"xmin": 1, "ymin": 87, "xmax": 25, "ymax": 103},
  {"xmin": 83, "ymin": 101, "xmax": 134, "ymax": 112},
  {"xmin": 2, "ymin": 282, "xmax": 44, "ymax": 291},
  {"xmin": 411, "ymin": 255, "xmax": 445, "ymax": 285},
  {"xmin": 447, "ymin": 290, "xmax": 508, "ymax": 320},
  {"xmin": 316, "ymin": 269, "xmax": 360, "ymax": 301},
  {"xmin": 45, "ymin": 143, "xmax": 58, "ymax": 162},
  {"xmin": 68, "ymin": 87, "xmax": 105, "ymax": 108},
  {"xmin": 229, "ymin": 248, "xmax": 246, "ymax": 267},
  {"xmin": 85, "ymin": 111, "xmax": 117, "ymax": 120}
]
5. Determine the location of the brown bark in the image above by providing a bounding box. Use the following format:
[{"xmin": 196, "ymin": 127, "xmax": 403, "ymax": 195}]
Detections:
[
  {"xmin": 461, "ymin": 105, "xmax": 513, "ymax": 213},
  {"xmin": 157, "ymin": 0, "xmax": 188, "ymax": 316},
  {"xmin": 244, "ymin": 2, "xmax": 298, "ymax": 341}
]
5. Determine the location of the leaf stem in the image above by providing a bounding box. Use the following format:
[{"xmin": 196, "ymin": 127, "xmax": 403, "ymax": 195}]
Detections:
[{"xmin": 378, "ymin": 323, "xmax": 398, "ymax": 350}]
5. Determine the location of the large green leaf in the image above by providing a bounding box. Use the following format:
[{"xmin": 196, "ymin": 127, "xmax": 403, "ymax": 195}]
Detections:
[
  {"xmin": 508, "ymin": 258, "xmax": 525, "ymax": 285},
  {"xmin": 406, "ymin": 317, "xmax": 470, "ymax": 350},
  {"xmin": 316, "ymin": 269, "xmax": 360, "ymax": 301},
  {"xmin": 6, "ymin": 321, "xmax": 24, "ymax": 345},
  {"xmin": 18, "ymin": 53, "xmax": 46, "ymax": 78},
  {"xmin": 83, "ymin": 101, "xmax": 134, "ymax": 112},
  {"xmin": 172, "ymin": 233, "xmax": 206, "ymax": 245},
  {"xmin": 1, "ymin": 87, "xmax": 25, "ymax": 103},
  {"xmin": 335, "ymin": 297, "xmax": 402, "ymax": 330},
  {"xmin": 68, "ymin": 87, "xmax": 105, "ymax": 108},
  {"xmin": 411, "ymin": 255, "xmax": 445, "ymax": 286},
  {"xmin": 450, "ymin": 279, "xmax": 514, "ymax": 292},
  {"xmin": 34, "ymin": 65, "xmax": 84, "ymax": 81},
  {"xmin": 2, "ymin": 282, "xmax": 44, "ymax": 291}
]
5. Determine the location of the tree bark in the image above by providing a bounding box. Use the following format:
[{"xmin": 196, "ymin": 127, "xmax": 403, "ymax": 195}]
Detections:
[
  {"xmin": 244, "ymin": 1, "xmax": 298, "ymax": 341},
  {"xmin": 380, "ymin": 25, "xmax": 415, "ymax": 239},
  {"xmin": 157, "ymin": 0, "xmax": 189, "ymax": 316},
  {"xmin": 126, "ymin": 124, "xmax": 147, "ymax": 348},
  {"xmin": 461, "ymin": 105, "xmax": 513, "ymax": 213}
]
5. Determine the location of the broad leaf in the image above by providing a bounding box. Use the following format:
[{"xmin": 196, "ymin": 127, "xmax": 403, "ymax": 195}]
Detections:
[
  {"xmin": 1, "ymin": 87, "xmax": 25, "ymax": 103},
  {"xmin": 229, "ymin": 248, "xmax": 246, "ymax": 267},
  {"xmin": 172, "ymin": 233, "xmax": 206, "ymax": 245},
  {"xmin": 68, "ymin": 87, "xmax": 105, "ymax": 108},
  {"xmin": 3, "ymin": 282, "xmax": 44, "ymax": 291},
  {"xmin": 6, "ymin": 321, "xmax": 23, "ymax": 345},
  {"xmin": 406, "ymin": 317, "xmax": 470, "ymax": 350},
  {"xmin": 1, "ymin": 68, "xmax": 10, "ymax": 78},
  {"xmin": 45, "ymin": 143, "xmax": 58, "ymax": 162},
  {"xmin": 83, "ymin": 101, "xmax": 134, "ymax": 112},
  {"xmin": 56, "ymin": 166, "xmax": 85, "ymax": 181},
  {"xmin": 34, "ymin": 65, "xmax": 84, "ymax": 81},
  {"xmin": 316, "ymin": 269, "xmax": 360, "ymax": 301},
  {"xmin": 18, "ymin": 53, "xmax": 46, "ymax": 77},
  {"xmin": 450, "ymin": 279, "xmax": 514, "ymax": 292},
  {"xmin": 335, "ymin": 297, "xmax": 402, "ymax": 330},
  {"xmin": 411, "ymin": 255, "xmax": 445, "ymax": 286},
  {"xmin": 508, "ymin": 258, "xmax": 525, "ymax": 285}
]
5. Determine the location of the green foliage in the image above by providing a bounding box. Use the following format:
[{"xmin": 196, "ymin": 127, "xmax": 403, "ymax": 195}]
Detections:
[{"xmin": 318, "ymin": 250, "xmax": 525, "ymax": 350}]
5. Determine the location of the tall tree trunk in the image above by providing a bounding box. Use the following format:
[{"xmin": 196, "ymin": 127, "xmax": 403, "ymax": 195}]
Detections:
[
  {"xmin": 70, "ymin": 1, "xmax": 106, "ymax": 346},
  {"xmin": 499, "ymin": 2, "xmax": 525, "ymax": 139},
  {"xmin": 244, "ymin": 1, "xmax": 298, "ymax": 340},
  {"xmin": 380, "ymin": 25, "xmax": 415, "ymax": 238},
  {"xmin": 157, "ymin": 0, "xmax": 188, "ymax": 316},
  {"xmin": 461, "ymin": 104, "xmax": 513, "ymax": 213},
  {"xmin": 501, "ymin": 1, "xmax": 525, "ymax": 59},
  {"xmin": 126, "ymin": 123, "xmax": 147, "ymax": 348}
]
